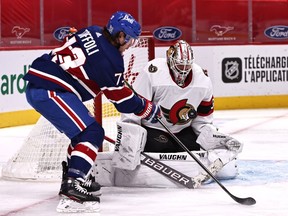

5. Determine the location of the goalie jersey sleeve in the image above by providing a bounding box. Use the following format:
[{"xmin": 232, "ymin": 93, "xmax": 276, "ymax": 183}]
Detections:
[
  {"xmin": 121, "ymin": 58, "xmax": 215, "ymax": 135},
  {"xmin": 23, "ymin": 25, "xmax": 143, "ymax": 114}
]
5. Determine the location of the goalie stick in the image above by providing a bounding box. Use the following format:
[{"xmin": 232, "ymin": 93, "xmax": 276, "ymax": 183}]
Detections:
[
  {"xmin": 104, "ymin": 136, "xmax": 196, "ymax": 189},
  {"xmin": 124, "ymin": 80, "xmax": 256, "ymax": 206},
  {"xmin": 157, "ymin": 117, "xmax": 256, "ymax": 206},
  {"xmin": 142, "ymin": 152, "xmax": 196, "ymax": 188}
]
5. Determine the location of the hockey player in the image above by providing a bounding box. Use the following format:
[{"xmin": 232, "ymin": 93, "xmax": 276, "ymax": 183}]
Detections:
[
  {"xmin": 23, "ymin": 11, "xmax": 160, "ymax": 213},
  {"xmin": 116, "ymin": 40, "xmax": 243, "ymax": 187}
]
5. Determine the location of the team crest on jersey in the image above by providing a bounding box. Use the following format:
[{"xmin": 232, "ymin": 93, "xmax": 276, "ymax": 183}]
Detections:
[
  {"xmin": 148, "ymin": 64, "xmax": 158, "ymax": 73},
  {"xmin": 161, "ymin": 99, "xmax": 197, "ymax": 125},
  {"xmin": 154, "ymin": 135, "xmax": 169, "ymax": 143}
]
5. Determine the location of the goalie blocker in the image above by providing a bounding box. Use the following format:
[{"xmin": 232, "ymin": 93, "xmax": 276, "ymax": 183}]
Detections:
[{"xmin": 93, "ymin": 122, "xmax": 240, "ymax": 188}]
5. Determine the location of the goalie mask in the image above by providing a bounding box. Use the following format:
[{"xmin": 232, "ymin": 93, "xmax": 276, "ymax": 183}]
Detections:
[{"xmin": 167, "ymin": 40, "xmax": 194, "ymax": 86}]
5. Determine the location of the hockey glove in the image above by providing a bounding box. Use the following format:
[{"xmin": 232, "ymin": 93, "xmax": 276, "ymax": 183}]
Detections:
[
  {"xmin": 196, "ymin": 125, "xmax": 243, "ymax": 153},
  {"xmin": 135, "ymin": 98, "xmax": 161, "ymax": 123},
  {"xmin": 223, "ymin": 138, "xmax": 243, "ymax": 153}
]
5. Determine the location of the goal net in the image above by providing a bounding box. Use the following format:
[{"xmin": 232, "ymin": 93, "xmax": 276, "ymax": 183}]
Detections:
[{"xmin": 2, "ymin": 33, "xmax": 155, "ymax": 181}]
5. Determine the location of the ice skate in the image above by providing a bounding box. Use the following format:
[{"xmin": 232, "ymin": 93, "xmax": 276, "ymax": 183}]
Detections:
[
  {"xmin": 57, "ymin": 177, "xmax": 100, "ymax": 213},
  {"xmin": 192, "ymin": 158, "xmax": 223, "ymax": 188},
  {"xmin": 59, "ymin": 161, "xmax": 102, "ymax": 196}
]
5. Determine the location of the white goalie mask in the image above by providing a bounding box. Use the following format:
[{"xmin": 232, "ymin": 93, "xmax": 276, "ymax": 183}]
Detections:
[{"xmin": 167, "ymin": 40, "xmax": 194, "ymax": 86}]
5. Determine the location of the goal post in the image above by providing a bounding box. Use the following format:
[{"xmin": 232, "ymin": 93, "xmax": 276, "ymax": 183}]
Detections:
[{"xmin": 2, "ymin": 33, "xmax": 155, "ymax": 181}]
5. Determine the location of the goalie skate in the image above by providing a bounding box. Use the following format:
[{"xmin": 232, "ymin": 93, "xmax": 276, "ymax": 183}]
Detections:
[
  {"xmin": 59, "ymin": 161, "xmax": 102, "ymax": 196},
  {"xmin": 57, "ymin": 177, "xmax": 100, "ymax": 213},
  {"xmin": 192, "ymin": 158, "xmax": 223, "ymax": 188}
]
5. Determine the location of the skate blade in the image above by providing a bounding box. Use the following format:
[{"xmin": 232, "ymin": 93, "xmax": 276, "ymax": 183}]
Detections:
[{"xmin": 56, "ymin": 198, "xmax": 100, "ymax": 213}]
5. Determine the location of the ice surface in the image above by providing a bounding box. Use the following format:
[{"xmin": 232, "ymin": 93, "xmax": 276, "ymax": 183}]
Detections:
[{"xmin": 0, "ymin": 108, "xmax": 288, "ymax": 216}]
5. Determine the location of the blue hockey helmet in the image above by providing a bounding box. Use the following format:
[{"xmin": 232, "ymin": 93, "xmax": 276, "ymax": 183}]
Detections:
[{"xmin": 106, "ymin": 11, "xmax": 141, "ymax": 43}]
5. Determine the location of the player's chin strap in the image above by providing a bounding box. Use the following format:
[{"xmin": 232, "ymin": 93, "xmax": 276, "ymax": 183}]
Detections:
[
  {"xmin": 156, "ymin": 116, "xmax": 255, "ymax": 206},
  {"xmin": 124, "ymin": 79, "xmax": 256, "ymax": 205}
]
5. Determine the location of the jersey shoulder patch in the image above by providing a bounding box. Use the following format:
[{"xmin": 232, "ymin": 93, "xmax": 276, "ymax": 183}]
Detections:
[{"xmin": 148, "ymin": 64, "xmax": 158, "ymax": 73}]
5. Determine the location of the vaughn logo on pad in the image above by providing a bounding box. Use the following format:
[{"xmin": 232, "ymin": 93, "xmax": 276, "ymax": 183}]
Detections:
[{"xmin": 159, "ymin": 154, "xmax": 188, "ymax": 160}]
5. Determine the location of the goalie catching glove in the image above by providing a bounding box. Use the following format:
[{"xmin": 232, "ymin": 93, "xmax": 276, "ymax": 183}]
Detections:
[
  {"xmin": 196, "ymin": 125, "xmax": 243, "ymax": 153},
  {"xmin": 135, "ymin": 97, "xmax": 161, "ymax": 123}
]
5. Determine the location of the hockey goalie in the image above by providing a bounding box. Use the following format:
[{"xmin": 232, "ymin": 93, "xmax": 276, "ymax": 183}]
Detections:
[{"xmin": 94, "ymin": 40, "xmax": 243, "ymax": 188}]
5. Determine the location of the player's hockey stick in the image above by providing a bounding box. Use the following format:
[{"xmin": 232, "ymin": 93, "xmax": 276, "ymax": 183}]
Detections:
[
  {"xmin": 104, "ymin": 136, "xmax": 196, "ymax": 189},
  {"xmin": 124, "ymin": 80, "xmax": 256, "ymax": 205},
  {"xmin": 156, "ymin": 117, "xmax": 256, "ymax": 206}
]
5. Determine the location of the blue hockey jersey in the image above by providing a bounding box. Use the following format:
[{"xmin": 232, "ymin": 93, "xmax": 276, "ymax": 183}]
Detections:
[{"xmin": 23, "ymin": 26, "xmax": 143, "ymax": 114}]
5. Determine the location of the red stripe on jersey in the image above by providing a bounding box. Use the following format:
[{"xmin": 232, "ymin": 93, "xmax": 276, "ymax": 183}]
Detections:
[
  {"xmin": 74, "ymin": 143, "xmax": 97, "ymax": 161},
  {"xmin": 67, "ymin": 144, "xmax": 73, "ymax": 157},
  {"xmin": 28, "ymin": 69, "xmax": 73, "ymax": 92},
  {"xmin": 81, "ymin": 79, "xmax": 101, "ymax": 96},
  {"xmin": 102, "ymin": 86, "xmax": 134, "ymax": 103},
  {"xmin": 48, "ymin": 91, "xmax": 86, "ymax": 131},
  {"xmin": 197, "ymin": 96, "xmax": 214, "ymax": 116}
]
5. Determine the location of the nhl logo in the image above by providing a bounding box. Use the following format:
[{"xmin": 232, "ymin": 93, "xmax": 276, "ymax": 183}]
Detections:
[
  {"xmin": 222, "ymin": 58, "xmax": 242, "ymax": 83},
  {"xmin": 225, "ymin": 61, "xmax": 239, "ymax": 80}
]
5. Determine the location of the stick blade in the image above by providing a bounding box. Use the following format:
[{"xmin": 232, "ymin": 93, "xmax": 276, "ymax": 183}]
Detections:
[{"xmin": 235, "ymin": 196, "xmax": 256, "ymax": 205}]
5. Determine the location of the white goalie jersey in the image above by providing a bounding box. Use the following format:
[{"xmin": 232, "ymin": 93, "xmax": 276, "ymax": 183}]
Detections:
[
  {"xmin": 122, "ymin": 57, "xmax": 214, "ymax": 136},
  {"xmin": 96, "ymin": 45, "xmax": 243, "ymax": 189}
]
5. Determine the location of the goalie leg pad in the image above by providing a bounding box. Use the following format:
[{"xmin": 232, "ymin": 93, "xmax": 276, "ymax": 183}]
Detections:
[
  {"xmin": 213, "ymin": 149, "xmax": 239, "ymax": 179},
  {"xmin": 193, "ymin": 149, "xmax": 239, "ymax": 186},
  {"xmin": 207, "ymin": 149, "xmax": 239, "ymax": 179},
  {"xmin": 193, "ymin": 158, "xmax": 224, "ymax": 187},
  {"xmin": 94, "ymin": 152, "xmax": 115, "ymax": 186},
  {"xmin": 112, "ymin": 121, "xmax": 147, "ymax": 170}
]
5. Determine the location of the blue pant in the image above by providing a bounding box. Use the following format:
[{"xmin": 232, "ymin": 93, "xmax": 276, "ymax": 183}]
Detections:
[
  {"xmin": 25, "ymin": 83, "xmax": 104, "ymax": 179},
  {"xmin": 25, "ymin": 83, "xmax": 97, "ymax": 139}
]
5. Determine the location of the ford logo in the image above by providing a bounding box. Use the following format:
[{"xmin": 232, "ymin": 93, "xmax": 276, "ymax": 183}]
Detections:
[
  {"xmin": 264, "ymin": 25, "xmax": 288, "ymax": 40},
  {"xmin": 153, "ymin": 26, "xmax": 182, "ymax": 41},
  {"xmin": 53, "ymin": 26, "xmax": 71, "ymax": 42}
]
